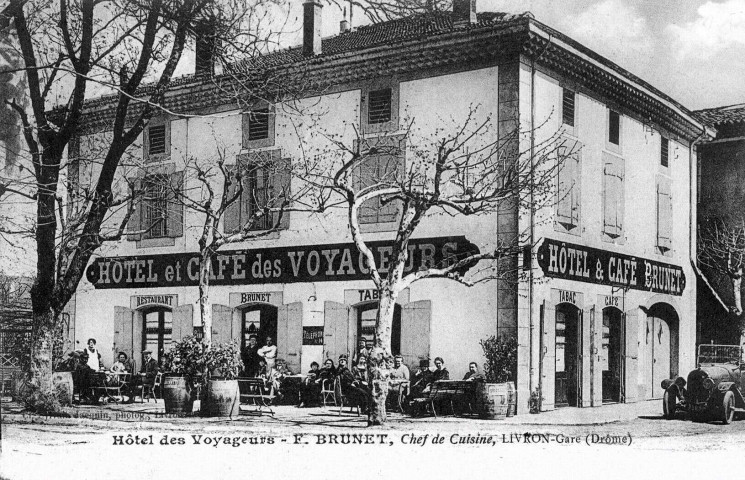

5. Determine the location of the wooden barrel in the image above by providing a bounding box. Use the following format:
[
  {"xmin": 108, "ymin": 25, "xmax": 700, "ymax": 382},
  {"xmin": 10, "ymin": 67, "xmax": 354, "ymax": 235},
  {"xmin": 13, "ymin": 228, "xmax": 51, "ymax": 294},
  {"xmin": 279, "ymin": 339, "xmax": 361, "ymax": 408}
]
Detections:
[
  {"xmin": 505, "ymin": 382, "xmax": 516, "ymax": 417},
  {"xmin": 52, "ymin": 372, "xmax": 74, "ymax": 406},
  {"xmin": 203, "ymin": 379, "xmax": 239, "ymax": 417},
  {"xmin": 162, "ymin": 375, "xmax": 194, "ymax": 414},
  {"xmin": 477, "ymin": 383, "xmax": 508, "ymax": 420}
]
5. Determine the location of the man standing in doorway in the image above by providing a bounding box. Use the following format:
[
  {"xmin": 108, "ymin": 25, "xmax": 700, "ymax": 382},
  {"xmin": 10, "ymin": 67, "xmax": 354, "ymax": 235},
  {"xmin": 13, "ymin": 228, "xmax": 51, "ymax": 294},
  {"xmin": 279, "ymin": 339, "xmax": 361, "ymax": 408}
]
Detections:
[
  {"xmin": 258, "ymin": 336, "xmax": 277, "ymax": 372},
  {"xmin": 242, "ymin": 335, "xmax": 261, "ymax": 377}
]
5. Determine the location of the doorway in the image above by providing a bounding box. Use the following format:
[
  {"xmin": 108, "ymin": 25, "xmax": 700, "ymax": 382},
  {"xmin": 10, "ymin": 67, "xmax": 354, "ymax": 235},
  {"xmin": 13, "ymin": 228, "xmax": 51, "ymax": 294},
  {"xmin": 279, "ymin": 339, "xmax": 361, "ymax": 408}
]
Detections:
[
  {"xmin": 241, "ymin": 304, "xmax": 278, "ymax": 352},
  {"xmin": 645, "ymin": 303, "xmax": 679, "ymax": 399},
  {"xmin": 602, "ymin": 307, "xmax": 623, "ymax": 403},
  {"xmin": 142, "ymin": 307, "xmax": 172, "ymax": 363},
  {"xmin": 555, "ymin": 303, "xmax": 582, "ymax": 407},
  {"xmin": 356, "ymin": 302, "xmax": 401, "ymax": 355}
]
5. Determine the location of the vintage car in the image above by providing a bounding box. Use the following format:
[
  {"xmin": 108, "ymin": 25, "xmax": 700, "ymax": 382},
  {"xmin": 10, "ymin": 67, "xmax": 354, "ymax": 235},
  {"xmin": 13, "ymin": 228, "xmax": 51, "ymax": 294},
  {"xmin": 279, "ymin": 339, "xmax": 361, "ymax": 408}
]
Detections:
[{"xmin": 662, "ymin": 344, "xmax": 745, "ymax": 424}]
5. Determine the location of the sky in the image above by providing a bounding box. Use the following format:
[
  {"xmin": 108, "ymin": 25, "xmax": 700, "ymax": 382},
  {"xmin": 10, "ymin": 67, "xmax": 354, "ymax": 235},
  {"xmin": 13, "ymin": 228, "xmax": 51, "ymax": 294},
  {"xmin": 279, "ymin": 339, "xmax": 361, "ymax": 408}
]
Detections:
[{"xmin": 271, "ymin": 0, "xmax": 745, "ymax": 111}]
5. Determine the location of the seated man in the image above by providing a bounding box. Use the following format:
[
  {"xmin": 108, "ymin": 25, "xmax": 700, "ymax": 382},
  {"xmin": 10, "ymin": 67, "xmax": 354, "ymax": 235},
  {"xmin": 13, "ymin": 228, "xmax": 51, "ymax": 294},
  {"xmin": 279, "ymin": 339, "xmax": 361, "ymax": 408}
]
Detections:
[
  {"xmin": 388, "ymin": 355, "xmax": 410, "ymax": 408},
  {"xmin": 463, "ymin": 362, "xmax": 485, "ymax": 382},
  {"xmin": 298, "ymin": 361, "xmax": 321, "ymax": 407},
  {"xmin": 126, "ymin": 350, "xmax": 158, "ymax": 403},
  {"xmin": 337, "ymin": 355, "xmax": 368, "ymax": 410},
  {"xmin": 410, "ymin": 359, "xmax": 433, "ymax": 398}
]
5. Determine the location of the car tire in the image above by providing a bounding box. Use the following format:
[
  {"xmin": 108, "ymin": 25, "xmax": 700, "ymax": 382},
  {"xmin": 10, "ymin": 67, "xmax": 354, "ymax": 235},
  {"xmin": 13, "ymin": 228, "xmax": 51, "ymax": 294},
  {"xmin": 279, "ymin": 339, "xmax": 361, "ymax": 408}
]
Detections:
[
  {"xmin": 722, "ymin": 391, "xmax": 735, "ymax": 425},
  {"xmin": 662, "ymin": 390, "xmax": 676, "ymax": 420}
]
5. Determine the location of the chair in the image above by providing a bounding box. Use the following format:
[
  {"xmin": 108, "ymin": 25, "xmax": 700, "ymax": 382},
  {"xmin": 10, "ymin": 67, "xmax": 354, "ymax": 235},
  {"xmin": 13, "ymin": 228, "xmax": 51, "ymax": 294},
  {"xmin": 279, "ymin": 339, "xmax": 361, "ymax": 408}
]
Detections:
[
  {"xmin": 132, "ymin": 373, "xmax": 158, "ymax": 403},
  {"xmin": 152, "ymin": 372, "xmax": 163, "ymax": 399},
  {"xmin": 320, "ymin": 378, "xmax": 336, "ymax": 406},
  {"xmin": 238, "ymin": 378, "xmax": 275, "ymax": 416},
  {"xmin": 335, "ymin": 378, "xmax": 361, "ymax": 416}
]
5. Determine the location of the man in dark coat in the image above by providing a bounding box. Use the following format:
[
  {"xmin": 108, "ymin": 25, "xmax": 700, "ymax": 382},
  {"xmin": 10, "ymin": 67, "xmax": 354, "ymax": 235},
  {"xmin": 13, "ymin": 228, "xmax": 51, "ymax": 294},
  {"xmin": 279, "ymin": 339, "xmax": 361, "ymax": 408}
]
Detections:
[
  {"xmin": 242, "ymin": 335, "xmax": 261, "ymax": 377},
  {"xmin": 125, "ymin": 350, "xmax": 159, "ymax": 403}
]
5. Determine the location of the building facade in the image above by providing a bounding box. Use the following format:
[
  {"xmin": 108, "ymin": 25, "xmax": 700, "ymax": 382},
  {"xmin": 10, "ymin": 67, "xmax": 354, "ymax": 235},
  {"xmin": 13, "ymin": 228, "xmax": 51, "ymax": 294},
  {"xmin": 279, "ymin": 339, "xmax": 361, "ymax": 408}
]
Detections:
[{"xmin": 69, "ymin": 0, "xmax": 708, "ymax": 414}]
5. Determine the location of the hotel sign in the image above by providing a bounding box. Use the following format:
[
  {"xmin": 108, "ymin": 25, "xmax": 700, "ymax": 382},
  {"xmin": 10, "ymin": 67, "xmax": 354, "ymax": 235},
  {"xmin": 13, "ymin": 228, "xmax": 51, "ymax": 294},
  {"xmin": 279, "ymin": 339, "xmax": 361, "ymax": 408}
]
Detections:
[
  {"xmin": 86, "ymin": 236, "xmax": 479, "ymax": 289},
  {"xmin": 537, "ymin": 238, "xmax": 686, "ymax": 296}
]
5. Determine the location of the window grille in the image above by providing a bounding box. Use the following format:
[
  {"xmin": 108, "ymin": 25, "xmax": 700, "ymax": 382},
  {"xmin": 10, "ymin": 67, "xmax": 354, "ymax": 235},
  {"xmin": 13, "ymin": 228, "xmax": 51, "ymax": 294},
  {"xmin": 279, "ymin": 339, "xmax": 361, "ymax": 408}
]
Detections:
[
  {"xmin": 148, "ymin": 125, "xmax": 166, "ymax": 155},
  {"xmin": 368, "ymin": 88, "xmax": 392, "ymax": 124}
]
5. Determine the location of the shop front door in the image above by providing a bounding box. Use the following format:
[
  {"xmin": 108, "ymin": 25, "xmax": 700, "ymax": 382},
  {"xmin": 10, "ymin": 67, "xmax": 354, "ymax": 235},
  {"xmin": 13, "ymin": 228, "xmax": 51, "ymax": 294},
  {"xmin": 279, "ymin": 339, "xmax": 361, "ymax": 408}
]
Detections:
[
  {"xmin": 602, "ymin": 308, "xmax": 623, "ymax": 403},
  {"xmin": 651, "ymin": 316, "xmax": 671, "ymax": 399},
  {"xmin": 555, "ymin": 304, "xmax": 581, "ymax": 407}
]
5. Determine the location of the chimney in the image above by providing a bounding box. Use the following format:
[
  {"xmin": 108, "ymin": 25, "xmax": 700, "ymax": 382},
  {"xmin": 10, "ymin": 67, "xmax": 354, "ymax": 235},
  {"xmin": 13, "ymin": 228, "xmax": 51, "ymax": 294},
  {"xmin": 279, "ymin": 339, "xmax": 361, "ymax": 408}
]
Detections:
[
  {"xmin": 340, "ymin": 7, "xmax": 350, "ymax": 33},
  {"xmin": 195, "ymin": 18, "xmax": 220, "ymax": 76},
  {"xmin": 453, "ymin": 0, "xmax": 477, "ymax": 26},
  {"xmin": 303, "ymin": 0, "xmax": 323, "ymax": 56}
]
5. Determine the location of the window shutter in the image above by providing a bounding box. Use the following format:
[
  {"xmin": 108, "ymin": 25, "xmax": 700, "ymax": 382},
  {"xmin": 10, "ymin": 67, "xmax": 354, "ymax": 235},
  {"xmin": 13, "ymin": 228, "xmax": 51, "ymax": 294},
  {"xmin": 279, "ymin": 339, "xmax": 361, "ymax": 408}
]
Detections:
[
  {"xmin": 557, "ymin": 144, "xmax": 580, "ymax": 229},
  {"xmin": 657, "ymin": 180, "xmax": 672, "ymax": 250},
  {"xmin": 126, "ymin": 178, "xmax": 143, "ymax": 241},
  {"xmin": 167, "ymin": 171, "xmax": 184, "ymax": 238},
  {"xmin": 223, "ymin": 164, "xmax": 240, "ymax": 234},
  {"xmin": 603, "ymin": 154, "xmax": 624, "ymax": 238},
  {"xmin": 272, "ymin": 157, "xmax": 292, "ymax": 230}
]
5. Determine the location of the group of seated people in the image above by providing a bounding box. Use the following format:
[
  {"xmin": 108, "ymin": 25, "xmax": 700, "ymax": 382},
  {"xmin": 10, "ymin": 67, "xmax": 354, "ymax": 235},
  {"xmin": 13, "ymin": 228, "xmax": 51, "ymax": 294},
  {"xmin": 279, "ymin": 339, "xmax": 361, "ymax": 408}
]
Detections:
[{"xmin": 67, "ymin": 338, "xmax": 159, "ymax": 404}]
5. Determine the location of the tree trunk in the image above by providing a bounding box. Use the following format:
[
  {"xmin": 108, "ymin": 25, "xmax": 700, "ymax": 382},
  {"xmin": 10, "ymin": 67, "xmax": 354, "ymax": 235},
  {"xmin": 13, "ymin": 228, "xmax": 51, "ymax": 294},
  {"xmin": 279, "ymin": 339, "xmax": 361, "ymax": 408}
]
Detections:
[
  {"xmin": 199, "ymin": 250, "xmax": 213, "ymax": 346},
  {"xmin": 367, "ymin": 287, "xmax": 398, "ymax": 425},
  {"xmin": 27, "ymin": 309, "xmax": 60, "ymax": 412}
]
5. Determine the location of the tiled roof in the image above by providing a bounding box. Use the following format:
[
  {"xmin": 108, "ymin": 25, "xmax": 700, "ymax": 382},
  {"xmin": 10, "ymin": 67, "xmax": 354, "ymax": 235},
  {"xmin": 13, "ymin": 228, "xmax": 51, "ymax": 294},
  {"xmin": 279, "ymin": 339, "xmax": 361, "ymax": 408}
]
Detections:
[{"xmin": 695, "ymin": 103, "xmax": 745, "ymax": 126}]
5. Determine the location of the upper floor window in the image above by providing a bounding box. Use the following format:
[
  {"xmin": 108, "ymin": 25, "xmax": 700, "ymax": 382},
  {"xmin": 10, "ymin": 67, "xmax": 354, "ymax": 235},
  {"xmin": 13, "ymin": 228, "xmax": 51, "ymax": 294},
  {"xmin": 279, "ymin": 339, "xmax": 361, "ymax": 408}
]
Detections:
[
  {"xmin": 661, "ymin": 137, "xmax": 669, "ymax": 168},
  {"xmin": 555, "ymin": 139, "xmax": 582, "ymax": 233},
  {"xmin": 562, "ymin": 88, "xmax": 575, "ymax": 128},
  {"xmin": 144, "ymin": 120, "xmax": 170, "ymax": 163},
  {"xmin": 143, "ymin": 174, "xmax": 169, "ymax": 238},
  {"xmin": 608, "ymin": 110, "xmax": 620, "ymax": 146},
  {"xmin": 656, "ymin": 176, "xmax": 673, "ymax": 254},
  {"xmin": 242, "ymin": 106, "xmax": 275, "ymax": 149},
  {"xmin": 361, "ymin": 81, "xmax": 399, "ymax": 134},
  {"xmin": 127, "ymin": 170, "xmax": 184, "ymax": 242},
  {"xmin": 602, "ymin": 153, "xmax": 625, "ymax": 241},
  {"xmin": 223, "ymin": 150, "xmax": 290, "ymax": 234},
  {"xmin": 352, "ymin": 135, "xmax": 405, "ymax": 225}
]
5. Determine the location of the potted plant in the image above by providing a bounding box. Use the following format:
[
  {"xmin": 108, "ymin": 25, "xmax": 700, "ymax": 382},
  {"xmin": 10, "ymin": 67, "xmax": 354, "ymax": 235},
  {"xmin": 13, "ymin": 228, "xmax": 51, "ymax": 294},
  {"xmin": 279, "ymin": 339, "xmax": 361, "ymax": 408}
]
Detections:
[
  {"xmin": 477, "ymin": 335, "xmax": 518, "ymax": 419},
  {"xmin": 202, "ymin": 340, "xmax": 243, "ymax": 418},
  {"xmin": 161, "ymin": 336, "xmax": 208, "ymax": 414}
]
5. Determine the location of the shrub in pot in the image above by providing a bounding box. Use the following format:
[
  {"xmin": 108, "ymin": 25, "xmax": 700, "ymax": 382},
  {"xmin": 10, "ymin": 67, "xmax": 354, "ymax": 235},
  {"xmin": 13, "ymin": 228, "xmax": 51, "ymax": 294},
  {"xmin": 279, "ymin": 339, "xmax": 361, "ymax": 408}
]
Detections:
[
  {"xmin": 476, "ymin": 335, "xmax": 518, "ymax": 418},
  {"xmin": 202, "ymin": 341, "xmax": 243, "ymax": 418},
  {"xmin": 161, "ymin": 336, "xmax": 208, "ymax": 414}
]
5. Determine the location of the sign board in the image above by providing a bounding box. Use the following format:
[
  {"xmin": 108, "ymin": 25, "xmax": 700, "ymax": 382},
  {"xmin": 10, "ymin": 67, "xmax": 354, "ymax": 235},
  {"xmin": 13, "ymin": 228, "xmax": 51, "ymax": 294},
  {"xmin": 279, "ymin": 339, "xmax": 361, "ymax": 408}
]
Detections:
[
  {"xmin": 86, "ymin": 236, "xmax": 479, "ymax": 289},
  {"xmin": 302, "ymin": 326, "xmax": 324, "ymax": 346},
  {"xmin": 131, "ymin": 294, "xmax": 178, "ymax": 310},
  {"xmin": 537, "ymin": 238, "xmax": 686, "ymax": 296}
]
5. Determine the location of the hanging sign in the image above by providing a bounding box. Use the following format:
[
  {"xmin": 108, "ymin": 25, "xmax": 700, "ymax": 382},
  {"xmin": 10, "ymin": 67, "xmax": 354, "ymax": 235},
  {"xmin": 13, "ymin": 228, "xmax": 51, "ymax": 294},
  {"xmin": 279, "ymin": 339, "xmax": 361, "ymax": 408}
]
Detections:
[
  {"xmin": 537, "ymin": 238, "xmax": 686, "ymax": 296},
  {"xmin": 86, "ymin": 236, "xmax": 479, "ymax": 289}
]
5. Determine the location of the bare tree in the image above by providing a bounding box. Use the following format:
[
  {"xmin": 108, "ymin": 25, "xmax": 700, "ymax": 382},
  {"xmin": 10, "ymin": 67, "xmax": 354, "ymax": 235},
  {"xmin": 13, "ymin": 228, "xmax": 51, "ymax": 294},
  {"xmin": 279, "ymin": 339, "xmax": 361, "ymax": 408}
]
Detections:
[
  {"xmin": 0, "ymin": 0, "xmax": 289, "ymax": 411},
  {"xmin": 699, "ymin": 218, "xmax": 745, "ymax": 318},
  {"xmin": 299, "ymin": 105, "xmax": 567, "ymax": 425}
]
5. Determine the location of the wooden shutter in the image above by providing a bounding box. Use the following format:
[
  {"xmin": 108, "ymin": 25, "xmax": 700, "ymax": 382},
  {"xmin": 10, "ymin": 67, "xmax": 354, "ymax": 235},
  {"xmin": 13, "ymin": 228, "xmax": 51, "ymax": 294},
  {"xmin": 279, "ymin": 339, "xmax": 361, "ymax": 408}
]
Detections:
[
  {"xmin": 624, "ymin": 309, "xmax": 639, "ymax": 403},
  {"xmin": 657, "ymin": 179, "xmax": 672, "ymax": 250},
  {"xmin": 541, "ymin": 301, "xmax": 556, "ymax": 411},
  {"xmin": 556, "ymin": 142, "xmax": 580, "ymax": 229},
  {"xmin": 272, "ymin": 157, "xmax": 292, "ymax": 230},
  {"xmin": 277, "ymin": 302, "xmax": 302, "ymax": 373},
  {"xmin": 323, "ymin": 301, "xmax": 349, "ymax": 362},
  {"xmin": 171, "ymin": 304, "xmax": 194, "ymax": 343},
  {"xmin": 589, "ymin": 305, "xmax": 602, "ymax": 407},
  {"xmin": 167, "ymin": 171, "xmax": 184, "ymax": 237},
  {"xmin": 114, "ymin": 307, "xmax": 135, "ymax": 362},
  {"xmin": 126, "ymin": 178, "xmax": 143, "ymax": 241},
  {"xmin": 211, "ymin": 304, "xmax": 234, "ymax": 345},
  {"xmin": 603, "ymin": 154, "xmax": 624, "ymax": 238},
  {"xmin": 223, "ymin": 165, "xmax": 240, "ymax": 234},
  {"xmin": 400, "ymin": 300, "xmax": 431, "ymax": 373}
]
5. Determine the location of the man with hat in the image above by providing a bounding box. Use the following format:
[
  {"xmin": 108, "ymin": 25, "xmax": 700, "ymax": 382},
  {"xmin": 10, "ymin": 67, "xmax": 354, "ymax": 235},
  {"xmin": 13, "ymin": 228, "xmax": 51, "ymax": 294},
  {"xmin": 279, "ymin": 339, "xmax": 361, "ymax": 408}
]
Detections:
[
  {"xmin": 242, "ymin": 335, "xmax": 261, "ymax": 377},
  {"xmin": 125, "ymin": 350, "xmax": 159, "ymax": 403}
]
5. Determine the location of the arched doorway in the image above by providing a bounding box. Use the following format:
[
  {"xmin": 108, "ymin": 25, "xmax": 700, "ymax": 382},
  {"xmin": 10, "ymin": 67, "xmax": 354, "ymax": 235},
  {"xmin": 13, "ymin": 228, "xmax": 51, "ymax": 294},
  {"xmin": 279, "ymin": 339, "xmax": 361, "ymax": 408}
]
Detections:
[
  {"xmin": 601, "ymin": 307, "xmax": 623, "ymax": 403},
  {"xmin": 555, "ymin": 303, "xmax": 582, "ymax": 407},
  {"xmin": 142, "ymin": 307, "xmax": 172, "ymax": 363},
  {"xmin": 241, "ymin": 304, "xmax": 278, "ymax": 352},
  {"xmin": 356, "ymin": 302, "xmax": 402, "ymax": 355},
  {"xmin": 645, "ymin": 303, "xmax": 679, "ymax": 399}
]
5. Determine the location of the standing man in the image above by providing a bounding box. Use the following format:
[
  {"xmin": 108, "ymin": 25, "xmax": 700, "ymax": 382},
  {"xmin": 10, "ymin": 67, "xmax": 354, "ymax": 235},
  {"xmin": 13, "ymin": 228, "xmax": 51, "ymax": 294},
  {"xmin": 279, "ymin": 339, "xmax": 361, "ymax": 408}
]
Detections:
[
  {"xmin": 242, "ymin": 335, "xmax": 261, "ymax": 377},
  {"xmin": 258, "ymin": 336, "xmax": 277, "ymax": 372}
]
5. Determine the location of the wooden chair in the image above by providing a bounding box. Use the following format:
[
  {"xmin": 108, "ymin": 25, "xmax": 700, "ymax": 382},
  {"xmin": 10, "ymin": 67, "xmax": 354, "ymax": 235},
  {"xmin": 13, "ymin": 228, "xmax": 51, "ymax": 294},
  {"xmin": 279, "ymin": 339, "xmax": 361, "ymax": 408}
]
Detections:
[
  {"xmin": 132, "ymin": 373, "xmax": 158, "ymax": 403},
  {"xmin": 238, "ymin": 378, "xmax": 275, "ymax": 416}
]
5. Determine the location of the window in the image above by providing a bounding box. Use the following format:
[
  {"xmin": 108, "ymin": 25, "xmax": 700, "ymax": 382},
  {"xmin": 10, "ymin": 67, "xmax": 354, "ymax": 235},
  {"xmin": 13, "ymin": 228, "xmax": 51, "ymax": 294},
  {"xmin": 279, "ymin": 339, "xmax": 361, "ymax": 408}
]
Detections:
[
  {"xmin": 144, "ymin": 121, "xmax": 170, "ymax": 163},
  {"xmin": 368, "ymin": 88, "xmax": 392, "ymax": 124},
  {"xmin": 352, "ymin": 135, "xmax": 405, "ymax": 225},
  {"xmin": 608, "ymin": 110, "xmax": 620, "ymax": 146},
  {"xmin": 602, "ymin": 153, "xmax": 624, "ymax": 240},
  {"xmin": 562, "ymin": 88, "xmax": 575, "ymax": 128},
  {"xmin": 242, "ymin": 106, "xmax": 275, "ymax": 149},
  {"xmin": 361, "ymin": 82, "xmax": 399, "ymax": 134},
  {"xmin": 224, "ymin": 150, "xmax": 291, "ymax": 233},
  {"xmin": 656, "ymin": 177, "xmax": 673, "ymax": 253},
  {"xmin": 661, "ymin": 137, "xmax": 669, "ymax": 168},
  {"xmin": 556, "ymin": 139, "xmax": 581, "ymax": 232},
  {"xmin": 126, "ymin": 171, "xmax": 184, "ymax": 242},
  {"xmin": 248, "ymin": 108, "xmax": 270, "ymax": 141}
]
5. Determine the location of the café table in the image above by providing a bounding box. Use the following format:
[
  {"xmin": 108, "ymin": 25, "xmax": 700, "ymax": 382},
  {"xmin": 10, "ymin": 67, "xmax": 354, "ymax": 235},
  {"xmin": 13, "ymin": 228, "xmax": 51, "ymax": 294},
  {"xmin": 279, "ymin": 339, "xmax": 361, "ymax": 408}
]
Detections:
[{"xmin": 90, "ymin": 371, "xmax": 131, "ymax": 403}]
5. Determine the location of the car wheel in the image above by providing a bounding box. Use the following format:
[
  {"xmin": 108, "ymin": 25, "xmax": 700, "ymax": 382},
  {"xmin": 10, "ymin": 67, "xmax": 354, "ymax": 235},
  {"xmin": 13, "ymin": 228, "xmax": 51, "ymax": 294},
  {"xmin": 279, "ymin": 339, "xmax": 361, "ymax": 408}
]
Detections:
[
  {"xmin": 722, "ymin": 391, "xmax": 735, "ymax": 425},
  {"xmin": 662, "ymin": 390, "xmax": 676, "ymax": 420}
]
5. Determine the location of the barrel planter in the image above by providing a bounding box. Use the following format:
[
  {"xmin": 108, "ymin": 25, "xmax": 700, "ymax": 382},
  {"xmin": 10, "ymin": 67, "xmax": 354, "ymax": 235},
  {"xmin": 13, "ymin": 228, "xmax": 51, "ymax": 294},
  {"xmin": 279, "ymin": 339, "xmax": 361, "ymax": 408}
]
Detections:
[
  {"xmin": 52, "ymin": 371, "xmax": 74, "ymax": 406},
  {"xmin": 203, "ymin": 378, "xmax": 239, "ymax": 418},
  {"xmin": 476, "ymin": 383, "xmax": 509, "ymax": 420},
  {"xmin": 162, "ymin": 375, "xmax": 194, "ymax": 414}
]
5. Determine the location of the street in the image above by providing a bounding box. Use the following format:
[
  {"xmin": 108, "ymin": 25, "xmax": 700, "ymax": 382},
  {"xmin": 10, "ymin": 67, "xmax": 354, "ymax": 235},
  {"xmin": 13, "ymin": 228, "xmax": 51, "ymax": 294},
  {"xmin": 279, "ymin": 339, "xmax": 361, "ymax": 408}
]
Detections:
[{"xmin": 1, "ymin": 400, "xmax": 743, "ymax": 480}]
